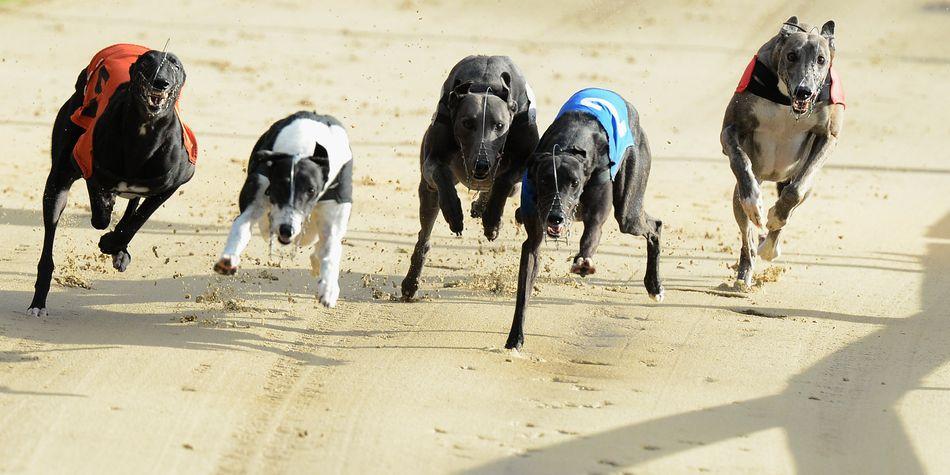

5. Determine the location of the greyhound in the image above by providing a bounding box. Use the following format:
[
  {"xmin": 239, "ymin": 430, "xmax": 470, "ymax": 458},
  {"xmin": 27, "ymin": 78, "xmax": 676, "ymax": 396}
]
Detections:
[
  {"xmin": 721, "ymin": 17, "xmax": 845, "ymax": 287},
  {"xmin": 504, "ymin": 88, "xmax": 663, "ymax": 350},
  {"xmin": 28, "ymin": 44, "xmax": 197, "ymax": 317},
  {"xmin": 214, "ymin": 111, "xmax": 353, "ymax": 308},
  {"xmin": 400, "ymin": 55, "xmax": 539, "ymax": 300}
]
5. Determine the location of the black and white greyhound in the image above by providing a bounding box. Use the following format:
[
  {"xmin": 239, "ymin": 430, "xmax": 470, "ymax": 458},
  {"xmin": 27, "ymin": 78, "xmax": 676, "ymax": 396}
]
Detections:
[
  {"xmin": 214, "ymin": 111, "xmax": 353, "ymax": 308},
  {"xmin": 400, "ymin": 55, "xmax": 539, "ymax": 301},
  {"xmin": 505, "ymin": 88, "xmax": 663, "ymax": 350},
  {"xmin": 28, "ymin": 44, "xmax": 197, "ymax": 317},
  {"xmin": 722, "ymin": 17, "xmax": 844, "ymax": 287}
]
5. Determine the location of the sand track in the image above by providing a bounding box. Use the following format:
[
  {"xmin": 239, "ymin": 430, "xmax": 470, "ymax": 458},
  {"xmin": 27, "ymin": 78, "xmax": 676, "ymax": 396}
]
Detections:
[{"xmin": 1, "ymin": 0, "xmax": 948, "ymax": 473}]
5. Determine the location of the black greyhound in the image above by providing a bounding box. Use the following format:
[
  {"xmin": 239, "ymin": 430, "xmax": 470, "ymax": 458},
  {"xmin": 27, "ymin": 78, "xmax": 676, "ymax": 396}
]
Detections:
[
  {"xmin": 401, "ymin": 55, "xmax": 540, "ymax": 300},
  {"xmin": 505, "ymin": 88, "xmax": 663, "ymax": 350},
  {"xmin": 28, "ymin": 44, "xmax": 197, "ymax": 316}
]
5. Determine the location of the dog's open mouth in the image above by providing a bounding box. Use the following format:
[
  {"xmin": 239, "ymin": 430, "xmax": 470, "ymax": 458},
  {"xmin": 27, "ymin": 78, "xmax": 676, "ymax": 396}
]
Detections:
[
  {"xmin": 545, "ymin": 224, "xmax": 565, "ymax": 239},
  {"xmin": 276, "ymin": 235, "xmax": 293, "ymax": 246},
  {"xmin": 791, "ymin": 97, "xmax": 813, "ymax": 115},
  {"xmin": 145, "ymin": 89, "xmax": 170, "ymax": 113}
]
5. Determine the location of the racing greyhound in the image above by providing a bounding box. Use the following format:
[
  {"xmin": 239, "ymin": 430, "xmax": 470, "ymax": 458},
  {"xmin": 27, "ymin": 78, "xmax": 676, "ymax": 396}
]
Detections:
[
  {"xmin": 400, "ymin": 55, "xmax": 539, "ymax": 300},
  {"xmin": 214, "ymin": 111, "xmax": 353, "ymax": 308},
  {"xmin": 504, "ymin": 88, "xmax": 663, "ymax": 350},
  {"xmin": 721, "ymin": 16, "xmax": 845, "ymax": 287},
  {"xmin": 28, "ymin": 44, "xmax": 197, "ymax": 317}
]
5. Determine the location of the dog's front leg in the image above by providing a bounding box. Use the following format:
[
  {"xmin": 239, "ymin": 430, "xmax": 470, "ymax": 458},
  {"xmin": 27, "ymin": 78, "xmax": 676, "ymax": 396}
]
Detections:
[
  {"xmin": 721, "ymin": 125, "xmax": 765, "ymax": 228},
  {"xmin": 430, "ymin": 160, "xmax": 463, "ymax": 235},
  {"xmin": 572, "ymin": 181, "xmax": 611, "ymax": 276},
  {"xmin": 98, "ymin": 188, "xmax": 176, "ymax": 272},
  {"xmin": 505, "ymin": 214, "xmax": 543, "ymax": 350},
  {"xmin": 216, "ymin": 174, "xmax": 269, "ymax": 275},
  {"xmin": 481, "ymin": 166, "xmax": 522, "ymax": 241},
  {"xmin": 761, "ymin": 131, "xmax": 839, "ymax": 261},
  {"xmin": 310, "ymin": 201, "xmax": 351, "ymax": 308}
]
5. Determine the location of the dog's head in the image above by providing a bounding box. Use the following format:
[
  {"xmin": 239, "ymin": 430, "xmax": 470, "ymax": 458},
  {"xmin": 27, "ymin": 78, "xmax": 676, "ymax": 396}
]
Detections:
[
  {"xmin": 129, "ymin": 50, "xmax": 186, "ymax": 119},
  {"xmin": 528, "ymin": 148, "xmax": 588, "ymax": 239},
  {"xmin": 448, "ymin": 74, "xmax": 519, "ymax": 182},
  {"xmin": 256, "ymin": 145, "xmax": 330, "ymax": 245},
  {"xmin": 773, "ymin": 16, "xmax": 836, "ymax": 115}
]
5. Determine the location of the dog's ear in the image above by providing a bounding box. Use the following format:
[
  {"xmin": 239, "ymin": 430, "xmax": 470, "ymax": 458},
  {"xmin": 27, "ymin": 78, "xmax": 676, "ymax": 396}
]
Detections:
[
  {"xmin": 499, "ymin": 72, "xmax": 516, "ymax": 113},
  {"xmin": 312, "ymin": 142, "xmax": 329, "ymax": 159},
  {"xmin": 821, "ymin": 20, "xmax": 836, "ymax": 52},
  {"xmin": 780, "ymin": 16, "xmax": 800, "ymax": 36},
  {"xmin": 449, "ymin": 81, "xmax": 472, "ymax": 109}
]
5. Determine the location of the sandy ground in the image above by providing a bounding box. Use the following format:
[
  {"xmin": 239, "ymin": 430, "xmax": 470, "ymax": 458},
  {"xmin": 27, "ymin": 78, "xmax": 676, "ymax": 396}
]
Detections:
[{"xmin": 0, "ymin": 0, "xmax": 948, "ymax": 473}]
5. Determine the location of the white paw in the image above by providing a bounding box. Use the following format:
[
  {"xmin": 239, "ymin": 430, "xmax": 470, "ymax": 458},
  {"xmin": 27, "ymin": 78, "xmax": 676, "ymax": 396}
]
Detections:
[
  {"xmin": 316, "ymin": 279, "xmax": 340, "ymax": 308},
  {"xmin": 649, "ymin": 289, "xmax": 665, "ymax": 302},
  {"xmin": 758, "ymin": 236, "xmax": 781, "ymax": 262},
  {"xmin": 27, "ymin": 307, "xmax": 47, "ymax": 317},
  {"xmin": 740, "ymin": 192, "xmax": 765, "ymax": 229}
]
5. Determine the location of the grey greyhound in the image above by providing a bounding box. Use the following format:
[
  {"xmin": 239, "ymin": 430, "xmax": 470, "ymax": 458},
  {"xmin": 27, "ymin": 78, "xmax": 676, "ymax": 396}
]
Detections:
[
  {"xmin": 505, "ymin": 88, "xmax": 662, "ymax": 350},
  {"xmin": 401, "ymin": 55, "xmax": 539, "ymax": 300},
  {"xmin": 721, "ymin": 16, "xmax": 845, "ymax": 288}
]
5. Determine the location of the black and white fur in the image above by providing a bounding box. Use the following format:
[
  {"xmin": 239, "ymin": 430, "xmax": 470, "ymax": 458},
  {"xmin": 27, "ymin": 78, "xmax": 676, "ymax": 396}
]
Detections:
[
  {"xmin": 28, "ymin": 49, "xmax": 194, "ymax": 317},
  {"xmin": 214, "ymin": 111, "xmax": 353, "ymax": 308},
  {"xmin": 505, "ymin": 101, "xmax": 662, "ymax": 350}
]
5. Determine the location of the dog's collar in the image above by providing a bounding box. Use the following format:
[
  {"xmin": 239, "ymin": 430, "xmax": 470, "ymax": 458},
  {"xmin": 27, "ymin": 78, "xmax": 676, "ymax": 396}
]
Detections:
[{"xmin": 737, "ymin": 56, "xmax": 835, "ymax": 107}]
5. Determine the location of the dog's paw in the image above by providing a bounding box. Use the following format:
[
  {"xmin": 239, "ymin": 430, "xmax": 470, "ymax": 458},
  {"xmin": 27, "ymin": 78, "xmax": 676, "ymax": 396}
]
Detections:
[
  {"xmin": 214, "ymin": 256, "xmax": 239, "ymax": 275},
  {"xmin": 470, "ymin": 202, "xmax": 486, "ymax": 219},
  {"xmin": 649, "ymin": 287, "xmax": 665, "ymax": 302},
  {"xmin": 112, "ymin": 250, "xmax": 131, "ymax": 272},
  {"xmin": 765, "ymin": 206, "xmax": 786, "ymax": 232},
  {"xmin": 483, "ymin": 222, "xmax": 500, "ymax": 241},
  {"xmin": 758, "ymin": 235, "xmax": 781, "ymax": 262},
  {"xmin": 570, "ymin": 256, "xmax": 596, "ymax": 276},
  {"xmin": 740, "ymin": 191, "xmax": 766, "ymax": 229},
  {"xmin": 504, "ymin": 333, "xmax": 524, "ymax": 351},
  {"xmin": 98, "ymin": 231, "xmax": 123, "ymax": 255},
  {"xmin": 400, "ymin": 277, "xmax": 419, "ymax": 302},
  {"xmin": 27, "ymin": 307, "xmax": 47, "ymax": 317},
  {"xmin": 441, "ymin": 197, "xmax": 464, "ymax": 236},
  {"xmin": 316, "ymin": 279, "xmax": 340, "ymax": 308}
]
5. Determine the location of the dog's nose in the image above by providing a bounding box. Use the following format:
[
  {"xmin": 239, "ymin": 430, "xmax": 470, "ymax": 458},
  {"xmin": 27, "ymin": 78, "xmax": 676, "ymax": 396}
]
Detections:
[
  {"xmin": 793, "ymin": 86, "xmax": 813, "ymax": 100},
  {"xmin": 152, "ymin": 78, "xmax": 171, "ymax": 91},
  {"xmin": 547, "ymin": 214, "xmax": 564, "ymax": 226},
  {"xmin": 473, "ymin": 160, "xmax": 491, "ymax": 177},
  {"xmin": 278, "ymin": 224, "xmax": 293, "ymax": 239}
]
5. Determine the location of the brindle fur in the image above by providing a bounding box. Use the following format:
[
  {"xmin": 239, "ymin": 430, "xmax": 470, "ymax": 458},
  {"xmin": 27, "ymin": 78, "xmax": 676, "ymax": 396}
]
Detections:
[{"xmin": 721, "ymin": 16, "xmax": 844, "ymax": 287}]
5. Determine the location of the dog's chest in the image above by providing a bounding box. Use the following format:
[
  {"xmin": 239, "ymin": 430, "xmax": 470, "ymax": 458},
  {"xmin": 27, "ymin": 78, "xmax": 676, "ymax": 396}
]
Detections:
[{"xmin": 749, "ymin": 101, "xmax": 824, "ymax": 181}]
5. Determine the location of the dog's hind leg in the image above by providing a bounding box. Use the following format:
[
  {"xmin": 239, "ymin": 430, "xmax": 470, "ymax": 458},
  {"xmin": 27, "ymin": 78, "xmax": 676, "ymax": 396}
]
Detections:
[
  {"xmin": 506, "ymin": 216, "xmax": 543, "ymax": 350},
  {"xmin": 733, "ymin": 184, "xmax": 757, "ymax": 288},
  {"xmin": 309, "ymin": 201, "xmax": 351, "ymax": 308},
  {"xmin": 98, "ymin": 188, "xmax": 176, "ymax": 272},
  {"xmin": 29, "ymin": 98, "xmax": 83, "ymax": 316},
  {"xmin": 571, "ymin": 181, "xmax": 611, "ymax": 277},
  {"xmin": 28, "ymin": 168, "xmax": 80, "ymax": 316},
  {"xmin": 401, "ymin": 182, "xmax": 440, "ymax": 300}
]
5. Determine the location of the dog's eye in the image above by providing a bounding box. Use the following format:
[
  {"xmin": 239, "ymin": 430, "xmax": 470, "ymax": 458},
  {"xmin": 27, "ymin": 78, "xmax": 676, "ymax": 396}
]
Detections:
[
  {"xmin": 571, "ymin": 180, "xmax": 579, "ymax": 188},
  {"xmin": 786, "ymin": 52, "xmax": 799, "ymax": 62},
  {"xmin": 494, "ymin": 122, "xmax": 504, "ymax": 131},
  {"xmin": 264, "ymin": 188, "xmax": 270, "ymax": 196},
  {"xmin": 817, "ymin": 55, "xmax": 826, "ymax": 65},
  {"xmin": 461, "ymin": 118, "xmax": 476, "ymax": 130},
  {"xmin": 308, "ymin": 187, "xmax": 316, "ymax": 196}
]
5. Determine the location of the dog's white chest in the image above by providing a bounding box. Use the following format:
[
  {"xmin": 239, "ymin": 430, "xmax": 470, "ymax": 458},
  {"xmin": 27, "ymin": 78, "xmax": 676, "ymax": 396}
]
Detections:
[{"xmin": 750, "ymin": 101, "xmax": 824, "ymax": 181}]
